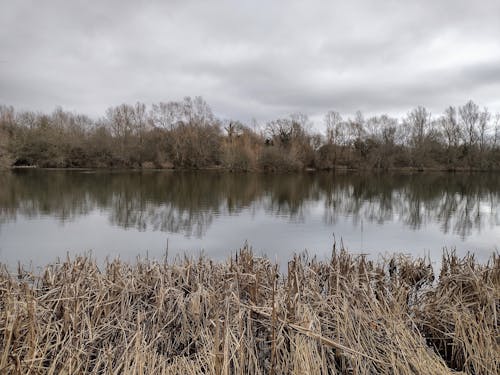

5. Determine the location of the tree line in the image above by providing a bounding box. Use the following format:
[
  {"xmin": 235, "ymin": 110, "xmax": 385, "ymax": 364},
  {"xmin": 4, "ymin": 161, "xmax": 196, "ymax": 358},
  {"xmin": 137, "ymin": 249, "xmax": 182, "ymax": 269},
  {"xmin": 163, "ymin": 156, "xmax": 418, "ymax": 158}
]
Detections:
[{"xmin": 1, "ymin": 97, "xmax": 500, "ymax": 170}]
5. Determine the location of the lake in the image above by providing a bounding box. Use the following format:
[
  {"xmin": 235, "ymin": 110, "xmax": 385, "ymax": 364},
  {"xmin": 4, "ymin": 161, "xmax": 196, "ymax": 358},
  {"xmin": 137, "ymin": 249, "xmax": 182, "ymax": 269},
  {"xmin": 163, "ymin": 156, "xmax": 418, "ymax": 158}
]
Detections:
[{"xmin": 0, "ymin": 170, "xmax": 499, "ymax": 269}]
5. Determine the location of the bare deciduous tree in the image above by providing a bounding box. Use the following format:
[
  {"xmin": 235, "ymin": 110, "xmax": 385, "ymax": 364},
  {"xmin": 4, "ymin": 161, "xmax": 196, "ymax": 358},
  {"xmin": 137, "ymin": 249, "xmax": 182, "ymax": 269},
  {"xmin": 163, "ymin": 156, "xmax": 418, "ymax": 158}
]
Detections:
[
  {"xmin": 459, "ymin": 100, "xmax": 481, "ymax": 148},
  {"xmin": 493, "ymin": 113, "xmax": 500, "ymax": 148},
  {"xmin": 150, "ymin": 102, "xmax": 180, "ymax": 130},
  {"xmin": 478, "ymin": 108, "xmax": 490, "ymax": 152},
  {"xmin": 0, "ymin": 105, "xmax": 15, "ymax": 167},
  {"xmin": 2, "ymin": 98, "xmax": 500, "ymax": 171},
  {"xmin": 324, "ymin": 110, "xmax": 342, "ymax": 145},
  {"xmin": 406, "ymin": 106, "xmax": 431, "ymax": 148},
  {"xmin": 440, "ymin": 106, "xmax": 461, "ymax": 148},
  {"xmin": 266, "ymin": 118, "xmax": 294, "ymax": 147}
]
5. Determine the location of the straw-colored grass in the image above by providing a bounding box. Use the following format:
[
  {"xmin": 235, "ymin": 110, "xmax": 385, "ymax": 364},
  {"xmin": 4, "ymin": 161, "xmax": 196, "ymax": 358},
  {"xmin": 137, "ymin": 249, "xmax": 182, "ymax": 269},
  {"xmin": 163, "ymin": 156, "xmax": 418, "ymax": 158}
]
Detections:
[{"xmin": 0, "ymin": 246, "xmax": 498, "ymax": 374}]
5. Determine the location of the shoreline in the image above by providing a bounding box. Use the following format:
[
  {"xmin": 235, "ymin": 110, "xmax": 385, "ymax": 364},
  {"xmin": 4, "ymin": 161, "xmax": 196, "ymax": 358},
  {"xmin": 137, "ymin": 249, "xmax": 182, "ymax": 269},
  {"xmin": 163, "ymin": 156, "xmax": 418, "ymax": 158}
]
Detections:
[
  {"xmin": 1, "ymin": 247, "xmax": 498, "ymax": 373},
  {"xmin": 6, "ymin": 165, "xmax": 500, "ymax": 173}
]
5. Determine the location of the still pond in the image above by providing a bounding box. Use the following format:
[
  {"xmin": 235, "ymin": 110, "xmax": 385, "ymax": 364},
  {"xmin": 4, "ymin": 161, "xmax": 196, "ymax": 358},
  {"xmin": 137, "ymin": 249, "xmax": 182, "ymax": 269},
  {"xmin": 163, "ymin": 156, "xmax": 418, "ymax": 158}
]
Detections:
[{"xmin": 0, "ymin": 170, "xmax": 499, "ymax": 268}]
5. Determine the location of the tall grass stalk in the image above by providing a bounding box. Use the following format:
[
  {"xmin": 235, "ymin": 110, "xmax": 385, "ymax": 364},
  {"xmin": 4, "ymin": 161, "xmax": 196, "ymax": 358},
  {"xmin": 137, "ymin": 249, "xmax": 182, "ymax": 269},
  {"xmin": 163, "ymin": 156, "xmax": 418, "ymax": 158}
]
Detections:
[{"xmin": 0, "ymin": 246, "xmax": 498, "ymax": 374}]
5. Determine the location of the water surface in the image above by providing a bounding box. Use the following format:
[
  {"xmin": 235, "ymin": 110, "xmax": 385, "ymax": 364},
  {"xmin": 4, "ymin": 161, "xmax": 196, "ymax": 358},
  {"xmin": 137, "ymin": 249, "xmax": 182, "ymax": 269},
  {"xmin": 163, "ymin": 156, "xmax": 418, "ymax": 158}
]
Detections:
[{"xmin": 1, "ymin": 170, "xmax": 499, "ymax": 268}]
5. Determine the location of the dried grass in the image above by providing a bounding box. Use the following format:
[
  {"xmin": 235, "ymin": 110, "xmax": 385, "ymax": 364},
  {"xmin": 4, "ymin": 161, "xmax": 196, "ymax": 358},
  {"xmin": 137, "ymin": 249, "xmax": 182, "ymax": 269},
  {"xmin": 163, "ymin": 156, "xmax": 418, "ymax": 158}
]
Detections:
[{"xmin": 0, "ymin": 246, "xmax": 498, "ymax": 374}]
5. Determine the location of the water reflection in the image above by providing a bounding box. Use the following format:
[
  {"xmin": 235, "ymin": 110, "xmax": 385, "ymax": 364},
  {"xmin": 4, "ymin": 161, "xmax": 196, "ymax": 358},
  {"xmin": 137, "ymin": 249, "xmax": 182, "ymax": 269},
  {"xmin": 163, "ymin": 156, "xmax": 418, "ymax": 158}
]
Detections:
[
  {"xmin": 318, "ymin": 173, "xmax": 500, "ymax": 238},
  {"xmin": 1, "ymin": 170, "xmax": 499, "ymax": 240}
]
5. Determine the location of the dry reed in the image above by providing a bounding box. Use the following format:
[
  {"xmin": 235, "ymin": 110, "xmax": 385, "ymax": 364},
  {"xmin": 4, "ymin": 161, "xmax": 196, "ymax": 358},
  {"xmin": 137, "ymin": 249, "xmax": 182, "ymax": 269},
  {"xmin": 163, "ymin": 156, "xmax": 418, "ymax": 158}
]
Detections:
[{"xmin": 0, "ymin": 245, "xmax": 498, "ymax": 374}]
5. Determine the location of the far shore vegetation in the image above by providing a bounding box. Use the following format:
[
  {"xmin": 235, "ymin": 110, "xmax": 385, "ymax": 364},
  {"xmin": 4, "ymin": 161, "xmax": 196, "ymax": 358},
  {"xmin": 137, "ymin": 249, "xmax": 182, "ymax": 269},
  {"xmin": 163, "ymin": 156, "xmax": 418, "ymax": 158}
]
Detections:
[
  {"xmin": 1, "ymin": 97, "xmax": 500, "ymax": 171},
  {"xmin": 0, "ymin": 246, "xmax": 498, "ymax": 373}
]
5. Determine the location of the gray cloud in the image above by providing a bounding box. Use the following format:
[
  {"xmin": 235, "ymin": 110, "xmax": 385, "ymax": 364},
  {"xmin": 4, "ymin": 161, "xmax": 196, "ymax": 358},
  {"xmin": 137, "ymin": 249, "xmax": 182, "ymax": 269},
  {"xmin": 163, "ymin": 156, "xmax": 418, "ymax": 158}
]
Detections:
[{"xmin": 1, "ymin": 0, "xmax": 499, "ymax": 124}]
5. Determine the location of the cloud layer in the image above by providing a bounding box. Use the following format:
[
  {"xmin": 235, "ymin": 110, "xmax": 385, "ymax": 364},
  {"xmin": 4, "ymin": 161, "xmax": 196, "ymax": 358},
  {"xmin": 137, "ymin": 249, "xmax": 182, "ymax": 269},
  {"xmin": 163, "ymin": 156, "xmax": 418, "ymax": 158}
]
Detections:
[{"xmin": 1, "ymin": 0, "xmax": 500, "ymax": 122}]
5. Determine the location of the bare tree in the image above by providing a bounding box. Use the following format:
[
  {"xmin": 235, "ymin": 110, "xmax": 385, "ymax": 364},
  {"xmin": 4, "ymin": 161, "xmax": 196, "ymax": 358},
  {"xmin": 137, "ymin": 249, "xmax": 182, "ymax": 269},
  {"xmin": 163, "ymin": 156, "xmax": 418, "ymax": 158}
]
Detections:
[
  {"xmin": 150, "ymin": 102, "xmax": 178, "ymax": 130},
  {"xmin": 190, "ymin": 96, "xmax": 215, "ymax": 126},
  {"xmin": 440, "ymin": 106, "xmax": 461, "ymax": 148},
  {"xmin": 266, "ymin": 118, "xmax": 294, "ymax": 147},
  {"xmin": 459, "ymin": 100, "xmax": 480, "ymax": 148},
  {"xmin": 106, "ymin": 104, "xmax": 135, "ymax": 139},
  {"xmin": 3, "ymin": 98, "xmax": 500, "ymax": 171},
  {"xmin": 349, "ymin": 110, "xmax": 365, "ymax": 141},
  {"xmin": 324, "ymin": 110, "xmax": 342, "ymax": 145},
  {"xmin": 493, "ymin": 113, "xmax": 500, "ymax": 148},
  {"xmin": 14, "ymin": 110, "xmax": 36, "ymax": 129},
  {"xmin": 0, "ymin": 105, "xmax": 15, "ymax": 167},
  {"xmin": 223, "ymin": 120, "xmax": 245, "ymax": 140},
  {"xmin": 406, "ymin": 106, "xmax": 431, "ymax": 148},
  {"xmin": 290, "ymin": 112, "xmax": 312, "ymax": 133},
  {"xmin": 478, "ymin": 108, "xmax": 490, "ymax": 152}
]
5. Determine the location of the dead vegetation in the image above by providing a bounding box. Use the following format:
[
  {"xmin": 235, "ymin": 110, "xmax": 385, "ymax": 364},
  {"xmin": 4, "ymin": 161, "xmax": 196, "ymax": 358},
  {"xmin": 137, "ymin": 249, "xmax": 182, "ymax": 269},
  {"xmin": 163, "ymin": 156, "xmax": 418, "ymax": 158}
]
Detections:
[{"xmin": 0, "ymin": 246, "xmax": 498, "ymax": 374}]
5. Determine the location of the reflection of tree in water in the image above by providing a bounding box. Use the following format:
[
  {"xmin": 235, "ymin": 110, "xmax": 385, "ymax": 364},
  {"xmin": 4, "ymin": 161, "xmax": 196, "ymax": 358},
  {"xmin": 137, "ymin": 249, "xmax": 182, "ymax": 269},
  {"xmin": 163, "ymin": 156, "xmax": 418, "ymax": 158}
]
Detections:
[
  {"xmin": 319, "ymin": 173, "xmax": 500, "ymax": 239},
  {"xmin": 262, "ymin": 173, "xmax": 321, "ymax": 222},
  {"xmin": 1, "ymin": 170, "xmax": 499, "ymax": 239},
  {"xmin": 0, "ymin": 171, "xmax": 96, "ymax": 223},
  {"xmin": 109, "ymin": 200, "xmax": 215, "ymax": 238}
]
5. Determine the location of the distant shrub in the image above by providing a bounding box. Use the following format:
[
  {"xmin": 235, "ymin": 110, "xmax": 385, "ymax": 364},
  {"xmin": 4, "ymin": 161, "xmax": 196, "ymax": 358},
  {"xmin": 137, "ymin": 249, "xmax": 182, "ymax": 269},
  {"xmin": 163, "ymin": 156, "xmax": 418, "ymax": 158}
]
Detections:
[
  {"xmin": 167, "ymin": 124, "xmax": 223, "ymax": 168},
  {"xmin": 222, "ymin": 145, "xmax": 253, "ymax": 171},
  {"xmin": 316, "ymin": 144, "xmax": 336, "ymax": 169},
  {"xmin": 141, "ymin": 161, "xmax": 155, "ymax": 169},
  {"xmin": 258, "ymin": 146, "xmax": 302, "ymax": 172},
  {"xmin": 0, "ymin": 130, "xmax": 12, "ymax": 168}
]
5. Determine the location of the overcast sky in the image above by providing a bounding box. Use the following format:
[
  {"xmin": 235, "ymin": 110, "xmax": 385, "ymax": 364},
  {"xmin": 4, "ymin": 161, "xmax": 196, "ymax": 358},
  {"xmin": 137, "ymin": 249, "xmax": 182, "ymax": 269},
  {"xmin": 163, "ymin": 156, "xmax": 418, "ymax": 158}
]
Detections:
[{"xmin": 1, "ymin": 0, "xmax": 500, "ymax": 123}]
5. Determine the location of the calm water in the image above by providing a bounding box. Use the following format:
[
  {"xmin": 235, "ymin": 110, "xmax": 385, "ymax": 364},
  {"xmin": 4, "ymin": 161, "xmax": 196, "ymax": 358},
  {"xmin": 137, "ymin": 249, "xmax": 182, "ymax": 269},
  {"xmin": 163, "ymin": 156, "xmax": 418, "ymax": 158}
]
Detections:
[{"xmin": 0, "ymin": 170, "xmax": 499, "ymax": 268}]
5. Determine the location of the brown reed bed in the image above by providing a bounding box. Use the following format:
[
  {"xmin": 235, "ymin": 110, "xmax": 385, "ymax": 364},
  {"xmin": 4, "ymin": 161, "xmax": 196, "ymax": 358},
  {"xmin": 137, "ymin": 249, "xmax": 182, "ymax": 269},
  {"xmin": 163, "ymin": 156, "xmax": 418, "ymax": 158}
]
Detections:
[{"xmin": 0, "ymin": 245, "xmax": 498, "ymax": 374}]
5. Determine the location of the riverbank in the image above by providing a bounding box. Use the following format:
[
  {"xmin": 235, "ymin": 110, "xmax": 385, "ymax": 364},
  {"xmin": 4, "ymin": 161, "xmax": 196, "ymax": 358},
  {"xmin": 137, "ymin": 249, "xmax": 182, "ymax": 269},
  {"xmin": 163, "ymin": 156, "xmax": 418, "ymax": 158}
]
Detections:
[
  {"xmin": 3, "ymin": 99, "xmax": 500, "ymax": 173},
  {"xmin": 1, "ymin": 247, "xmax": 498, "ymax": 374},
  {"xmin": 6, "ymin": 164, "xmax": 500, "ymax": 173}
]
